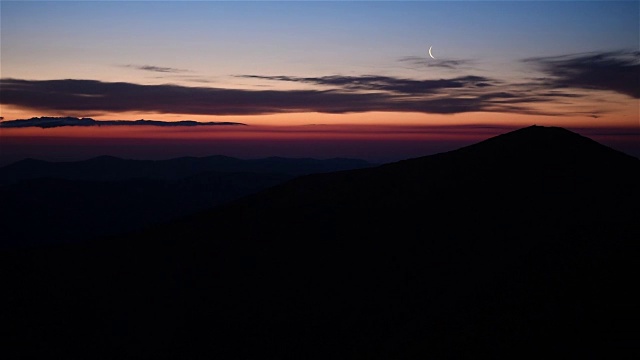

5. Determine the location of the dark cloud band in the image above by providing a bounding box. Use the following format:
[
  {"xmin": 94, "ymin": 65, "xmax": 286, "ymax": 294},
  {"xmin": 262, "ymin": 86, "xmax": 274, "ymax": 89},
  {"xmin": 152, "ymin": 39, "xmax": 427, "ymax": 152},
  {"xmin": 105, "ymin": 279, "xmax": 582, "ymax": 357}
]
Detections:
[
  {"xmin": 0, "ymin": 77, "xmax": 552, "ymax": 116},
  {"xmin": 237, "ymin": 74, "xmax": 492, "ymax": 95},
  {"xmin": 523, "ymin": 50, "xmax": 640, "ymax": 98}
]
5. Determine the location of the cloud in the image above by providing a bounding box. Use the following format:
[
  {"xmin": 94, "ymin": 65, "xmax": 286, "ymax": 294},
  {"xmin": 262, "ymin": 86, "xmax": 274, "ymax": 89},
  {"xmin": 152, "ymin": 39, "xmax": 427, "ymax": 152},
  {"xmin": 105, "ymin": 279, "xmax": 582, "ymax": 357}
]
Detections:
[
  {"xmin": 0, "ymin": 76, "xmax": 578, "ymax": 117},
  {"xmin": 237, "ymin": 74, "xmax": 494, "ymax": 95},
  {"xmin": 398, "ymin": 56, "xmax": 474, "ymax": 69},
  {"xmin": 0, "ymin": 116, "xmax": 246, "ymax": 129},
  {"xmin": 523, "ymin": 50, "xmax": 640, "ymax": 98},
  {"xmin": 0, "ymin": 78, "xmax": 399, "ymax": 115},
  {"xmin": 122, "ymin": 64, "xmax": 189, "ymax": 73}
]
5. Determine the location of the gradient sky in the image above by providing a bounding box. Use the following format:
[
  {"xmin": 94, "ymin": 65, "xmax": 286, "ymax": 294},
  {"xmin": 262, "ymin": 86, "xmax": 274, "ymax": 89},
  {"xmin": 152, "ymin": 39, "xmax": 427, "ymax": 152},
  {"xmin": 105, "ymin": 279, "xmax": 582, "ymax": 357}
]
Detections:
[{"xmin": 1, "ymin": 1, "xmax": 638, "ymax": 164}]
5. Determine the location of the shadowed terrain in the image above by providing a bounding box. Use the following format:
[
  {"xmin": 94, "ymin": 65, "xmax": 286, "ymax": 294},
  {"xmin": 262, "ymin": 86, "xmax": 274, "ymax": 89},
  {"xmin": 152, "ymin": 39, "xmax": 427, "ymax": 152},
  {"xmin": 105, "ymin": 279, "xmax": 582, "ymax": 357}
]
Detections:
[
  {"xmin": 0, "ymin": 156, "xmax": 371, "ymax": 245},
  {"xmin": 2, "ymin": 126, "xmax": 638, "ymax": 359},
  {"xmin": 0, "ymin": 154, "xmax": 371, "ymax": 183}
]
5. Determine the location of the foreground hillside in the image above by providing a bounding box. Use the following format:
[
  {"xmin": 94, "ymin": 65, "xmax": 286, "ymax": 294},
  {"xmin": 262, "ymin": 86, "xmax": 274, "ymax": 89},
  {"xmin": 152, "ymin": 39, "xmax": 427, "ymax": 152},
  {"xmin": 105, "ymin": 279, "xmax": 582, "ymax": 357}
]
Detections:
[{"xmin": 3, "ymin": 126, "xmax": 638, "ymax": 359}]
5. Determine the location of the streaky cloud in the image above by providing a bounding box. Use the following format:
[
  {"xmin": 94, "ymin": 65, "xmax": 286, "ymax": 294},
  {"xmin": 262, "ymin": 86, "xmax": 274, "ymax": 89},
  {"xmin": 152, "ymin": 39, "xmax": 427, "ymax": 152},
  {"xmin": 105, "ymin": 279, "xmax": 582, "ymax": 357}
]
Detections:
[
  {"xmin": 0, "ymin": 77, "xmax": 576, "ymax": 117},
  {"xmin": 0, "ymin": 116, "xmax": 246, "ymax": 129},
  {"xmin": 121, "ymin": 64, "xmax": 189, "ymax": 73},
  {"xmin": 523, "ymin": 50, "xmax": 640, "ymax": 98},
  {"xmin": 0, "ymin": 78, "xmax": 401, "ymax": 115},
  {"xmin": 237, "ymin": 74, "xmax": 493, "ymax": 95},
  {"xmin": 398, "ymin": 56, "xmax": 474, "ymax": 69}
]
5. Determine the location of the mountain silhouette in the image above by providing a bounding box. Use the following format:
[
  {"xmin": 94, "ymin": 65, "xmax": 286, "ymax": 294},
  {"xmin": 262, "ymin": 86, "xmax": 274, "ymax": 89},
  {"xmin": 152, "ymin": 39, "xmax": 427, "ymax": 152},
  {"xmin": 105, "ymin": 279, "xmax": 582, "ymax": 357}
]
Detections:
[
  {"xmin": 0, "ymin": 116, "xmax": 247, "ymax": 128},
  {"xmin": 0, "ymin": 156, "xmax": 371, "ymax": 245},
  {"xmin": 2, "ymin": 126, "xmax": 638, "ymax": 359},
  {"xmin": 0, "ymin": 155, "xmax": 371, "ymax": 183}
]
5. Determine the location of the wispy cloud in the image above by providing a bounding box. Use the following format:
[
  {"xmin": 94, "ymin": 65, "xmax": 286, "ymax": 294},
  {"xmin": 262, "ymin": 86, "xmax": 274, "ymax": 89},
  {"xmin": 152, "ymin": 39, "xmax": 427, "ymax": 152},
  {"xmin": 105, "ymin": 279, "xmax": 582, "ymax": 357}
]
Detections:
[
  {"xmin": 237, "ymin": 74, "xmax": 493, "ymax": 95},
  {"xmin": 0, "ymin": 78, "xmax": 393, "ymax": 115},
  {"xmin": 523, "ymin": 50, "xmax": 640, "ymax": 98},
  {"xmin": 1, "ymin": 77, "xmax": 563, "ymax": 117},
  {"xmin": 121, "ymin": 64, "xmax": 190, "ymax": 73},
  {"xmin": 398, "ymin": 56, "xmax": 474, "ymax": 70}
]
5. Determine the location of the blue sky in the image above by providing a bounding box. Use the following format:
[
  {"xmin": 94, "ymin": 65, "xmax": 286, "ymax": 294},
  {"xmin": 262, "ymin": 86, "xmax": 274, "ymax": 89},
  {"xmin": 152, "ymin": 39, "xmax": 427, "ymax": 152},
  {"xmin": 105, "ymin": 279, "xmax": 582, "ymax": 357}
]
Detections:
[{"xmin": 3, "ymin": 1, "xmax": 637, "ymax": 84}]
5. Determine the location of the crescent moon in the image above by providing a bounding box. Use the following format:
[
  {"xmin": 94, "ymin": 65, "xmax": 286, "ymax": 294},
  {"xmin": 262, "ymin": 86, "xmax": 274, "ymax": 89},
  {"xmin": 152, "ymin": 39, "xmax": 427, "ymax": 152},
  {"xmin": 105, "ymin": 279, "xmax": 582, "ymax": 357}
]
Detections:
[{"xmin": 428, "ymin": 46, "xmax": 435, "ymax": 59}]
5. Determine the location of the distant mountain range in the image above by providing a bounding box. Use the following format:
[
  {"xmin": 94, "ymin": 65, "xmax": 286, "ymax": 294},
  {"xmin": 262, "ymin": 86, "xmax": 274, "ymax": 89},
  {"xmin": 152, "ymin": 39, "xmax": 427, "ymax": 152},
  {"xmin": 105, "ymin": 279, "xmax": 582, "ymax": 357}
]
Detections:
[
  {"xmin": 0, "ymin": 155, "xmax": 372, "ymax": 244},
  {"xmin": 0, "ymin": 154, "xmax": 371, "ymax": 183},
  {"xmin": 2, "ymin": 126, "xmax": 638, "ymax": 359},
  {"xmin": 0, "ymin": 116, "xmax": 246, "ymax": 128}
]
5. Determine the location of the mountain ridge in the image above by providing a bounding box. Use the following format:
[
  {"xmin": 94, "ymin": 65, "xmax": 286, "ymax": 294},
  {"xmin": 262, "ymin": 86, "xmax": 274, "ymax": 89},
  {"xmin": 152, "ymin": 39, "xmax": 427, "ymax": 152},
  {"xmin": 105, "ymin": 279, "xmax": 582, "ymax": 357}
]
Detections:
[
  {"xmin": 0, "ymin": 116, "xmax": 247, "ymax": 128},
  {"xmin": 0, "ymin": 155, "xmax": 373, "ymax": 245},
  {"xmin": 0, "ymin": 154, "xmax": 372, "ymax": 183}
]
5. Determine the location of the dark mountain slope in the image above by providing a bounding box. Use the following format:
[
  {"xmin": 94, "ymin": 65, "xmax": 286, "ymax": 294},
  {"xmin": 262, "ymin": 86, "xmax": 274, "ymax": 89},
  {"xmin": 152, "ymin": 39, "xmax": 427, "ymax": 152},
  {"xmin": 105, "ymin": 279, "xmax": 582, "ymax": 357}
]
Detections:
[
  {"xmin": 0, "ymin": 171, "xmax": 292, "ymax": 245},
  {"xmin": 0, "ymin": 156, "xmax": 371, "ymax": 245},
  {"xmin": 3, "ymin": 126, "xmax": 638, "ymax": 359},
  {"xmin": 0, "ymin": 155, "xmax": 371, "ymax": 183}
]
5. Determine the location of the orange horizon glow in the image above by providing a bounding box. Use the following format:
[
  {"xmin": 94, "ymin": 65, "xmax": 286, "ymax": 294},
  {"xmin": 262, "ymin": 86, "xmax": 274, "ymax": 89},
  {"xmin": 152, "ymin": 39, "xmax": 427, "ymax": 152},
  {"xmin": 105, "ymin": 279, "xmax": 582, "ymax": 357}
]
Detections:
[
  {"xmin": 3, "ymin": 108, "xmax": 638, "ymax": 127},
  {"xmin": 2, "ymin": 115, "xmax": 637, "ymax": 165}
]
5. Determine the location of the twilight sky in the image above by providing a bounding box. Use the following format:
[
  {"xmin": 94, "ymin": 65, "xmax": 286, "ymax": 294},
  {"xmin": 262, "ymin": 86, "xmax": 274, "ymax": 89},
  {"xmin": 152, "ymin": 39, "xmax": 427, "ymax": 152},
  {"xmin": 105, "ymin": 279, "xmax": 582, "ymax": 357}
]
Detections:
[{"xmin": 1, "ymin": 1, "xmax": 638, "ymax": 164}]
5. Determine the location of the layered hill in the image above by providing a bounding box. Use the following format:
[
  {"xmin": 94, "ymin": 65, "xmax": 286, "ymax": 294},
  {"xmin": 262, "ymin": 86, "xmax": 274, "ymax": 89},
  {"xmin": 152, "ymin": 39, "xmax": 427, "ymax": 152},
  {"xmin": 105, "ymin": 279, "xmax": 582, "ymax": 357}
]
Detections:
[
  {"xmin": 0, "ymin": 156, "xmax": 371, "ymax": 245},
  {"xmin": 0, "ymin": 154, "xmax": 371, "ymax": 183},
  {"xmin": 3, "ymin": 126, "xmax": 638, "ymax": 359}
]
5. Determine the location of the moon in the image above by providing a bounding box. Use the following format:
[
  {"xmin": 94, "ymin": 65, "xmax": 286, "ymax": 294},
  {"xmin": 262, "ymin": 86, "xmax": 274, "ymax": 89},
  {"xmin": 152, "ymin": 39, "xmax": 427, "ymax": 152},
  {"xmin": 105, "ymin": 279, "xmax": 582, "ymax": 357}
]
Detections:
[{"xmin": 428, "ymin": 46, "xmax": 435, "ymax": 59}]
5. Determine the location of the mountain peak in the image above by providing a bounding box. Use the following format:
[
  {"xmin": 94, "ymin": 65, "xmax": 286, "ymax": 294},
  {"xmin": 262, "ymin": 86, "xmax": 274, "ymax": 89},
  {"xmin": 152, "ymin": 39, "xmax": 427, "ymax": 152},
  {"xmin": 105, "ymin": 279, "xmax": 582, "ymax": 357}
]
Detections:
[
  {"xmin": 502, "ymin": 124, "xmax": 583, "ymax": 138},
  {"xmin": 438, "ymin": 124, "xmax": 637, "ymax": 166},
  {"xmin": 475, "ymin": 124, "xmax": 590, "ymax": 145}
]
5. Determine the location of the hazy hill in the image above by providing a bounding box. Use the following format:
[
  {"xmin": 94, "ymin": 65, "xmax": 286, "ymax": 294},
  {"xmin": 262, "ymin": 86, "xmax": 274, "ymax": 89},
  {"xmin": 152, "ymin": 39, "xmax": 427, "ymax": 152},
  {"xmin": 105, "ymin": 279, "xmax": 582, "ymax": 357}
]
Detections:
[
  {"xmin": 0, "ymin": 155, "xmax": 371, "ymax": 183},
  {"xmin": 3, "ymin": 126, "xmax": 638, "ymax": 359},
  {"xmin": 0, "ymin": 156, "xmax": 371, "ymax": 245}
]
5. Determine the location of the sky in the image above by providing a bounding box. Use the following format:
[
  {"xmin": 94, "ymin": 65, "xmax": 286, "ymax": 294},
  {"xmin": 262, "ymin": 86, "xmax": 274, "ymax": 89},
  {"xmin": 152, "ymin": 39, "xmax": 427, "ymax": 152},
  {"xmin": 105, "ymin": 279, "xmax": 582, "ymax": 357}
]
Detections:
[{"xmin": 1, "ymin": 0, "xmax": 638, "ymax": 164}]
